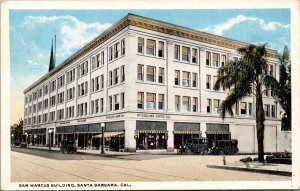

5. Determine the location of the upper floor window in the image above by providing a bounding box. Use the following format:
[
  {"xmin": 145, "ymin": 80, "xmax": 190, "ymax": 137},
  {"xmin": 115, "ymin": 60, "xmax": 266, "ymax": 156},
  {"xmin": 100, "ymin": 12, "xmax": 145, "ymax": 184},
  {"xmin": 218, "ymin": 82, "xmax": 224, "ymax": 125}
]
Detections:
[
  {"xmin": 269, "ymin": 65, "xmax": 274, "ymax": 76},
  {"xmin": 207, "ymin": 99, "xmax": 211, "ymax": 113},
  {"xmin": 67, "ymin": 87, "xmax": 75, "ymax": 101},
  {"xmin": 192, "ymin": 97, "xmax": 198, "ymax": 112},
  {"xmin": 182, "ymin": 46, "xmax": 190, "ymax": 62},
  {"xmin": 101, "ymin": 74, "xmax": 104, "ymax": 89},
  {"xmin": 264, "ymin": 104, "xmax": 270, "ymax": 117},
  {"xmin": 175, "ymin": 95, "xmax": 180, "ymax": 111},
  {"xmin": 249, "ymin": 103, "xmax": 252, "ymax": 116},
  {"xmin": 146, "ymin": 66, "xmax": 155, "ymax": 82},
  {"xmin": 114, "ymin": 42, "xmax": 120, "ymax": 59},
  {"xmin": 58, "ymin": 75, "xmax": 65, "ymax": 89},
  {"xmin": 43, "ymin": 99, "xmax": 48, "ymax": 109},
  {"xmin": 182, "ymin": 96, "xmax": 190, "ymax": 112},
  {"xmin": 182, "ymin": 71, "xmax": 190, "ymax": 87},
  {"xmin": 121, "ymin": 93, "xmax": 125, "ymax": 109},
  {"xmin": 137, "ymin": 92, "xmax": 144, "ymax": 109},
  {"xmin": 240, "ymin": 102, "xmax": 247, "ymax": 115},
  {"xmin": 175, "ymin": 70, "xmax": 180, "ymax": 86},
  {"xmin": 121, "ymin": 39, "xmax": 125, "ymax": 55},
  {"xmin": 221, "ymin": 55, "xmax": 226, "ymax": 67},
  {"xmin": 96, "ymin": 53, "xmax": 100, "ymax": 68},
  {"xmin": 109, "ymin": 46, "xmax": 113, "ymax": 61},
  {"xmin": 146, "ymin": 39, "xmax": 156, "ymax": 56},
  {"xmin": 114, "ymin": 68, "xmax": 120, "ymax": 85},
  {"xmin": 78, "ymin": 61, "xmax": 88, "ymax": 78},
  {"xmin": 192, "ymin": 48, "xmax": 197, "ymax": 64},
  {"xmin": 213, "ymin": 76, "xmax": 219, "ymax": 91},
  {"xmin": 158, "ymin": 68, "xmax": 164, "ymax": 84},
  {"xmin": 158, "ymin": 41, "xmax": 164, "ymax": 58},
  {"xmin": 271, "ymin": 105, "xmax": 276, "ymax": 118},
  {"xmin": 192, "ymin": 73, "xmax": 197, "ymax": 88},
  {"xmin": 38, "ymin": 88, "xmax": 42, "ymax": 98},
  {"xmin": 57, "ymin": 92, "xmax": 64, "ymax": 104},
  {"xmin": 29, "ymin": 95, "xmax": 32, "ymax": 102},
  {"xmin": 114, "ymin": 94, "xmax": 120, "ymax": 111},
  {"xmin": 77, "ymin": 82, "xmax": 88, "ymax": 97},
  {"xmin": 146, "ymin": 93, "xmax": 156, "ymax": 109},
  {"xmin": 43, "ymin": 84, "xmax": 48, "ymax": 95},
  {"xmin": 213, "ymin": 99, "xmax": 220, "ymax": 114},
  {"xmin": 137, "ymin": 64, "xmax": 144, "ymax": 81},
  {"xmin": 121, "ymin": 66, "xmax": 125, "ymax": 82},
  {"xmin": 101, "ymin": 51, "xmax": 105, "ymax": 66},
  {"xmin": 50, "ymin": 80, "xmax": 56, "ymax": 92},
  {"xmin": 158, "ymin": 94, "xmax": 164, "ymax": 110},
  {"xmin": 206, "ymin": 75, "xmax": 211, "ymax": 89},
  {"xmin": 174, "ymin": 45, "xmax": 180, "ymax": 60},
  {"xmin": 50, "ymin": 95, "xmax": 56, "ymax": 107},
  {"xmin": 138, "ymin": 37, "xmax": 144, "ymax": 54},
  {"xmin": 206, "ymin": 52, "xmax": 211, "ymax": 66},
  {"xmin": 109, "ymin": 71, "xmax": 113, "ymax": 86},
  {"xmin": 67, "ymin": 68, "xmax": 75, "ymax": 83},
  {"xmin": 212, "ymin": 53, "xmax": 220, "ymax": 67}
]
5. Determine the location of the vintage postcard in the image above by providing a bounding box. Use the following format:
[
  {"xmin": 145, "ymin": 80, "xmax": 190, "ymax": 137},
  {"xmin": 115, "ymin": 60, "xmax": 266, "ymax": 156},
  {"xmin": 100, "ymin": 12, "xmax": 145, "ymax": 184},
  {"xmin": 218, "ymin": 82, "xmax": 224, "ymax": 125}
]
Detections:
[{"xmin": 1, "ymin": 0, "xmax": 300, "ymax": 190}]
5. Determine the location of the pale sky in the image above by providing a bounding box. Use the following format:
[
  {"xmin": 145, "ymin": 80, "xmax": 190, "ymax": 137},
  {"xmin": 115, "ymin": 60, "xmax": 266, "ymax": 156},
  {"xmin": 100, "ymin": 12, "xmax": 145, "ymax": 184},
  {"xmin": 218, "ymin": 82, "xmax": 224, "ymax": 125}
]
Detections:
[{"xmin": 9, "ymin": 9, "xmax": 290, "ymax": 125}]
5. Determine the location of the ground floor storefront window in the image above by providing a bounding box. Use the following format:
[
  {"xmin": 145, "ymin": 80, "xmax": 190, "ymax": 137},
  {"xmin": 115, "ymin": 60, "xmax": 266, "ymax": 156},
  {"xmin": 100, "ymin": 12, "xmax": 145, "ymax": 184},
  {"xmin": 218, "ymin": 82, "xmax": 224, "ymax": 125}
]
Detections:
[
  {"xmin": 174, "ymin": 133, "xmax": 201, "ymax": 149},
  {"xmin": 206, "ymin": 123, "xmax": 231, "ymax": 148},
  {"xmin": 136, "ymin": 132, "xmax": 167, "ymax": 150}
]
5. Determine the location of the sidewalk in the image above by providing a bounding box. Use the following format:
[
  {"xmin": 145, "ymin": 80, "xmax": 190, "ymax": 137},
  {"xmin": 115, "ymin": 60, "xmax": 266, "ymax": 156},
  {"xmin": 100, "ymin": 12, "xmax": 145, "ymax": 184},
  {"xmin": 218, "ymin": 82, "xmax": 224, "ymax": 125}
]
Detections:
[{"xmin": 207, "ymin": 161, "xmax": 292, "ymax": 176}]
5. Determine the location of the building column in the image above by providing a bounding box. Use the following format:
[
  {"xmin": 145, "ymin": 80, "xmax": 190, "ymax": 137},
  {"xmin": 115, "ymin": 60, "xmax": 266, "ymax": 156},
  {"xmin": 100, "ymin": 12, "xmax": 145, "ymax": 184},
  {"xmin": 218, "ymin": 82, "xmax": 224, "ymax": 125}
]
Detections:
[
  {"xmin": 200, "ymin": 123, "xmax": 206, "ymax": 137},
  {"xmin": 124, "ymin": 119, "xmax": 136, "ymax": 152},
  {"xmin": 167, "ymin": 121, "xmax": 174, "ymax": 152},
  {"xmin": 46, "ymin": 129, "xmax": 49, "ymax": 145}
]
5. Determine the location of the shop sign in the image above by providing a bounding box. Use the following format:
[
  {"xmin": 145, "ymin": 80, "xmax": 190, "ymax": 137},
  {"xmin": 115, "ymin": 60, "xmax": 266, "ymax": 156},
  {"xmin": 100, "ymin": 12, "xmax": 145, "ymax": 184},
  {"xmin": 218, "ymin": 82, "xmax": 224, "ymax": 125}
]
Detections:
[
  {"xmin": 77, "ymin": 119, "xmax": 86, "ymax": 123},
  {"xmin": 59, "ymin": 121, "xmax": 70, "ymax": 125},
  {"xmin": 106, "ymin": 114, "xmax": 124, "ymax": 119},
  {"xmin": 137, "ymin": 114, "xmax": 171, "ymax": 119}
]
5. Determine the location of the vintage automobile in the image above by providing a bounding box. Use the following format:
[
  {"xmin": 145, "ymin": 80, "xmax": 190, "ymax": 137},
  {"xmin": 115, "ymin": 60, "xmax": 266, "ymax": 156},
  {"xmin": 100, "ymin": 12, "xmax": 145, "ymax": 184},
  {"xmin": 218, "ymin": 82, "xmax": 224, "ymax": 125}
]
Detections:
[
  {"xmin": 177, "ymin": 137, "xmax": 209, "ymax": 154},
  {"xmin": 60, "ymin": 139, "xmax": 77, "ymax": 154},
  {"xmin": 210, "ymin": 139, "xmax": 239, "ymax": 155}
]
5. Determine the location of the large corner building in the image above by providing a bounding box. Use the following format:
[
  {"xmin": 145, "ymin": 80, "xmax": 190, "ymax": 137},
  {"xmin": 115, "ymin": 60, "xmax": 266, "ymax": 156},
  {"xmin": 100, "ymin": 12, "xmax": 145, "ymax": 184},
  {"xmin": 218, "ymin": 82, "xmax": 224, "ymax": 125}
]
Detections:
[{"xmin": 23, "ymin": 14, "xmax": 290, "ymax": 153}]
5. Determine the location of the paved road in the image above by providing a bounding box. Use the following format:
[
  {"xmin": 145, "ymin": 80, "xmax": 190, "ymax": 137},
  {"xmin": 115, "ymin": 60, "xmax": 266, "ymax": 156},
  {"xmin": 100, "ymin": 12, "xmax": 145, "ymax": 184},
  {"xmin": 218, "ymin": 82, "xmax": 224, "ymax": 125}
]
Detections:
[{"xmin": 11, "ymin": 149, "xmax": 291, "ymax": 182}]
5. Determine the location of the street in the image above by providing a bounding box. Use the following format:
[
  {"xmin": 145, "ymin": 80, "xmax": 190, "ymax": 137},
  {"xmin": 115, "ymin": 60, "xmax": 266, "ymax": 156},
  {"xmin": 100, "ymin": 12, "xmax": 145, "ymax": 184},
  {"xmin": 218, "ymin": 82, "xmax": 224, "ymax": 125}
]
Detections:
[{"xmin": 11, "ymin": 148, "xmax": 291, "ymax": 182}]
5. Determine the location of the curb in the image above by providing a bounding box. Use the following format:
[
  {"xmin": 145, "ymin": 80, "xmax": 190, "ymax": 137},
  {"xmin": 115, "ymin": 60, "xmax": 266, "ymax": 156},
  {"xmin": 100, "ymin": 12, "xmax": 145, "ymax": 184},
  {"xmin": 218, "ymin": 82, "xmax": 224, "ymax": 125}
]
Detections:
[{"xmin": 206, "ymin": 164, "xmax": 292, "ymax": 177}]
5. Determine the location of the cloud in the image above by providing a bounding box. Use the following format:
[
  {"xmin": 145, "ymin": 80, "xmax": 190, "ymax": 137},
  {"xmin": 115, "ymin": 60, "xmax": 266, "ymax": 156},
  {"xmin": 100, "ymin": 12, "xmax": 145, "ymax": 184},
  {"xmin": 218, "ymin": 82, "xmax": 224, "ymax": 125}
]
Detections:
[
  {"xmin": 21, "ymin": 15, "xmax": 112, "ymax": 59},
  {"xmin": 201, "ymin": 15, "xmax": 290, "ymax": 35}
]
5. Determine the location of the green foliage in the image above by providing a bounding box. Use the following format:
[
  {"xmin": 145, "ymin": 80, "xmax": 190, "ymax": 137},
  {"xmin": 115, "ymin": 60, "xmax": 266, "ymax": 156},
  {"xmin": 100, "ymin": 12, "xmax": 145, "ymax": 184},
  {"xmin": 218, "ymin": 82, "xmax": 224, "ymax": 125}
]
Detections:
[{"xmin": 11, "ymin": 119, "xmax": 23, "ymax": 142}]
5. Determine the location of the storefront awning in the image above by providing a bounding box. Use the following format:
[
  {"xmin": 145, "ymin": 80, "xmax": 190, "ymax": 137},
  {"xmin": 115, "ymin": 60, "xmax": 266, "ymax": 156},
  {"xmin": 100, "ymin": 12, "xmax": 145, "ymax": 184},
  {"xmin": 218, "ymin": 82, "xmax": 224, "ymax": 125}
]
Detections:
[
  {"xmin": 92, "ymin": 131, "xmax": 124, "ymax": 138},
  {"xmin": 135, "ymin": 130, "xmax": 168, "ymax": 134},
  {"xmin": 205, "ymin": 131, "xmax": 231, "ymax": 135},
  {"xmin": 173, "ymin": 131, "xmax": 202, "ymax": 134}
]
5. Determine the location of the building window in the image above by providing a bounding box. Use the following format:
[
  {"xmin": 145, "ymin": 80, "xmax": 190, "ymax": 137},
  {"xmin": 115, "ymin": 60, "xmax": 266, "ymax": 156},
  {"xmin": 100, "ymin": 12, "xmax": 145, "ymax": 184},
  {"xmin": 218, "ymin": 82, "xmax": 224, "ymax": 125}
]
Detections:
[
  {"xmin": 249, "ymin": 103, "xmax": 252, "ymax": 116},
  {"xmin": 264, "ymin": 104, "xmax": 270, "ymax": 117},
  {"xmin": 91, "ymin": 56, "xmax": 96, "ymax": 70},
  {"xmin": 109, "ymin": 71, "xmax": 113, "ymax": 86},
  {"xmin": 114, "ymin": 68, "xmax": 120, "ymax": 85},
  {"xmin": 43, "ymin": 113, "xmax": 48, "ymax": 122},
  {"xmin": 91, "ymin": 79, "xmax": 95, "ymax": 92},
  {"xmin": 95, "ymin": 76, "xmax": 100, "ymax": 91},
  {"xmin": 100, "ymin": 98, "xmax": 104, "ymax": 113},
  {"xmin": 221, "ymin": 55, "xmax": 226, "ymax": 67},
  {"xmin": 193, "ymin": 97, "xmax": 198, "ymax": 112},
  {"xmin": 192, "ymin": 48, "xmax": 197, "ymax": 64},
  {"xmin": 50, "ymin": 111, "xmax": 55, "ymax": 121},
  {"xmin": 138, "ymin": 37, "xmax": 144, "ymax": 54},
  {"xmin": 158, "ymin": 68, "xmax": 164, "ymax": 84},
  {"xmin": 114, "ymin": 94, "xmax": 120, "ymax": 111},
  {"xmin": 50, "ymin": 95, "xmax": 56, "ymax": 107},
  {"xmin": 146, "ymin": 39, "xmax": 156, "ymax": 56},
  {"xmin": 175, "ymin": 95, "xmax": 180, "ymax": 112},
  {"xmin": 50, "ymin": 80, "xmax": 56, "ymax": 92},
  {"xmin": 67, "ymin": 87, "xmax": 75, "ymax": 101},
  {"xmin": 38, "ymin": 88, "xmax": 42, "ymax": 98},
  {"xmin": 174, "ymin": 45, "xmax": 180, "ymax": 60},
  {"xmin": 158, "ymin": 41, "xmax": 164, "ymax": 57},
  {"xmin": 137, "ymin": 64, "xmax": 144, "ymax": 81},
  {"xmin": 213, "ymin": 99, "xmax": 220, "ymax": 114},
  {"xmin": 109, "ymin": 46, "xmax": 113, "ymax": 61},
  {"xmin": 101, "ymin": 74, "xmax": 104, "ymax": 89},
  {"xmin": 235, "ymin": 103, "xmax": 239, "ymax": 115},
  {"xmin": 175, "ymin": 70, "xmax": 180, "ymax": 86},
  {"xmin": 207, "ymin": 99, "xmax": 211, "ymax": 113},
  {"xmin": 67, "ymin": 68, "xmax": 75, "ymax": 83},
  {"xmin": 146, "ymin": 66, "xmax": 155, "ymax": 82},
  {"xmin": 91, "ymin": 100, "xmax": 94, "ymax": 114},
  {"xmin": 33, "ymin": 104, "xmax": 36, "ymax": 113},
  {"xmin": 271, "ymin": 105, "xmax": 276, "ymax": 118},
  {"xmin": 95, "ymin": 99, "xmax": 99, "ymax": 113},
  {"xmin": 121, "ymin": 39, "xmax": 125, "ymax": 55},
  {"xmin": 58, "ymin": 92, "xmax": 64, "ymax": 104},
  {"xmin": 38, "ymin": 102, "xmax": 42, "ymax": 111},
  {"xmin": 192, "ymin": 73, "xmax": 197, "ymax": 88},
  {"xmin": 269, "ymin": 65, "xmax": 274, "ymax": 76},
  {"xmin": 206, "ymin": 75, "xmax": 211, "ymax": 89},
  {"xmin": 109, "ymin": 96, "xmax": 113, "ymax": 111},
  {"xmin": 121, "ymin": 92, "xmax": 125, "ymax": 109},
  {"xmin": 146, "ymin": 93, "xmax": 156, "ymax": 109},
  {"xmin": 212, "ymin": 53, "xmax": 220, "ymax": 67},
  {"xmin": 182, "ymin": 72, "xmax": 190, "ymax": 87},
  {"xmin": 158, "ymin": 94, "xmax": 164, "ymax": 110},
  {"xmin": 114, "ymin": 42, "xmax": 120, "ymax": 59},
  {"xmin": 43, "ymin": 84, "xmax": 48, "ymax": 95},
  {"xmin": 182, "ymin": 96, "xmax": 190, "ymax": 112},
  {"xmin": 240, "ymin": 102, "xmax": 247, "ymax": 115},
  {"xmin": 137, "ymin": 92, "xmax": 144, "ymax": 109},
  {"xmin": 78, "ymin": 61, "xmax": 88, "ymax": 77},
  {"xmin": 121, "ymin": 65, "xmax": 125, "ymax": 82},
  {"xmin": 213, "ymin": 76, "xmax": 219, "ymax": 91},
  {"xmin": 182, "ymin": 46, "xmax": 190, "ymax": 62},
  {"xmin": 206, "ymin": 52, "xmax": 211, "ymax": 66},
  {"xmin": 96, "ymin": 54, "xmax": 100, "ymax": 68},
  {"xmin": 101, "ymin": 51, "xmax": 105, "ymax": 66},
  {"xmin": 57, "ymin": 109, "xmax": 64, "ymax": 120}
]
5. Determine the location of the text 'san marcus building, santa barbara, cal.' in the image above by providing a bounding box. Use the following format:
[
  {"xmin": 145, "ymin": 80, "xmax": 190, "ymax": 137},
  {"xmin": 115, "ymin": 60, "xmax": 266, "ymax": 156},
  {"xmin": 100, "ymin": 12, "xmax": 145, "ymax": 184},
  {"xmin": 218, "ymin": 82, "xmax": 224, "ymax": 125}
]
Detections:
[{"xmin": 23, "ymin": 13, "xmax": 290, "ymax": 153}]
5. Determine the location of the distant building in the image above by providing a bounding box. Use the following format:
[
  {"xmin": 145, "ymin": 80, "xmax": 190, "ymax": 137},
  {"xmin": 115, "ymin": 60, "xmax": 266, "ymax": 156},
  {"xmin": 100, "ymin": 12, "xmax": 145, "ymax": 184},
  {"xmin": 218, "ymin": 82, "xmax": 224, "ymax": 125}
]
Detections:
[{"xmin": 23, "ymin": 13, "xmax": 290, "ymax": 153}]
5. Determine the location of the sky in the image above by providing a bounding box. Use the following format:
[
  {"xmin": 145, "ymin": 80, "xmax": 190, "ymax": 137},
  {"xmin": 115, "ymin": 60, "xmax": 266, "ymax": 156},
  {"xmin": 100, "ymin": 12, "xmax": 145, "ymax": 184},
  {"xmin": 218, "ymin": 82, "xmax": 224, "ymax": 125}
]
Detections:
[{"xmin": 9, "ymin": 9, "xmax": 291, "ymax": 125}]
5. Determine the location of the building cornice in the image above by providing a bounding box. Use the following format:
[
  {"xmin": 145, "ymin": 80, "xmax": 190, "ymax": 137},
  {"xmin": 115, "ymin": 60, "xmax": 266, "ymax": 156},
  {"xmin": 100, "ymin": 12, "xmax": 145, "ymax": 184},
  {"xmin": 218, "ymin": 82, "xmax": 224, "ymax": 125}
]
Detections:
[{"xmin": 24, "ymin": 13, "xmax": 278, "ymax": 94}]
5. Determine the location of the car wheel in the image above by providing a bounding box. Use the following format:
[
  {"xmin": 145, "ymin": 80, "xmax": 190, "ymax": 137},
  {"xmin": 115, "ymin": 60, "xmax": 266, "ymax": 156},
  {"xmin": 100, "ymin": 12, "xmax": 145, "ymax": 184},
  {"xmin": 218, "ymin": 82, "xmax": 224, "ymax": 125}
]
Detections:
[
  {"xmin": 202, "ymin": 148, "xmax": 208, "ymax": 155},
  {"xmin": 186, "ymin": 148, "xmax": 192, "ymax": 155}
]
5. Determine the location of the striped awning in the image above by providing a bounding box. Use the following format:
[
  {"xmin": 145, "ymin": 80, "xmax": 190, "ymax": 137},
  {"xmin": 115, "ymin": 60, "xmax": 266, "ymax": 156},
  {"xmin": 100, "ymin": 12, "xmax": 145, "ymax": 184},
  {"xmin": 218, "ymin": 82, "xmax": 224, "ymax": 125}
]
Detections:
[
  {"xmin": 135, "ymin": 130, "xmax": 168, "ymax": 134},
  {"xmin": 173, "ymin": 131, "xmax": 202, "ymax": 134},
  {"xmin": 205, "ymin": 131, "xmax": 231, "ymax": 135},
  {"xmin": 92, "ymin": 131, "xmax": 124, "ymax": 138}
]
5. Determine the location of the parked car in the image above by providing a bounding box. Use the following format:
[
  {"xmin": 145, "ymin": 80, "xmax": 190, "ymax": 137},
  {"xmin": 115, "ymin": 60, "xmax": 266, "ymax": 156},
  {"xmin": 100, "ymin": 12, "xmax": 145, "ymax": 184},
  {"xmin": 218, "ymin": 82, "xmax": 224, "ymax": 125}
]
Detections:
[
  {"xmin": 60, "ymin": 139, "xmax": 77, "ymax": 154},
  {"xmin": 177, "ymin": 138, "xmax": 209, "ymax": 154},
  {"xmin": 210, "ymin": 139, "xmax": 239, "ymax": 155}
]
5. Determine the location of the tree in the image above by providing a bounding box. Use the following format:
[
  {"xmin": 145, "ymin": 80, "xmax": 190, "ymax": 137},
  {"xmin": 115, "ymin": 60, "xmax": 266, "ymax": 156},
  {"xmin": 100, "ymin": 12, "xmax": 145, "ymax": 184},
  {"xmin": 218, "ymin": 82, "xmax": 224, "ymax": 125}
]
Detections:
[
  {"xmin": 264, "ymin": 46, "xmax": 291, "ymax": 130},
  {"xmin": 214, "ymin": 44, "xmax": 278, "ymax": 163},
  {"xmin": 11, "ymin": 119, "xmax": 23, "ymax": 144}
]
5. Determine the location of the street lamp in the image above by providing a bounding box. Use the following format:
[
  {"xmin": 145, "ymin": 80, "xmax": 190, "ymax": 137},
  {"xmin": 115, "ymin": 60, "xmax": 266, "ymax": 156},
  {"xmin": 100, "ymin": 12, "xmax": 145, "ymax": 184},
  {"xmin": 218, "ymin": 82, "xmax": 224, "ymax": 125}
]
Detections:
[
  {"xmin": 11, "ymin": 134, "xmax": 14, "ymax": 146},
  {"xmin": 24, "ymin": 132, "xmax": 28, "ymax": 146},
  {"xmin": 100, "ymin": 122, "xmax": 106, "ymax": 154},
  {"xmin": 48, "ymin": 129, "xmax": 53, "ymax": 151}
]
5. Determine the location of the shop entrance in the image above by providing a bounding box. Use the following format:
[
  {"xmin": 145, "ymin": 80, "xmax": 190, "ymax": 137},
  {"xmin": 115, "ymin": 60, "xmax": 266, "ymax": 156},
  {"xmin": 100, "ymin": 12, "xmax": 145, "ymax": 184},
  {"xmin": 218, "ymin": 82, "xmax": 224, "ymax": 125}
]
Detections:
[
  {"xmin": 136, "ymin": 132, "xmax": 167, "ymax": 150},
  {"xmin": 174, "ymin": 133, "xmax": 200, "ymax": 149}
]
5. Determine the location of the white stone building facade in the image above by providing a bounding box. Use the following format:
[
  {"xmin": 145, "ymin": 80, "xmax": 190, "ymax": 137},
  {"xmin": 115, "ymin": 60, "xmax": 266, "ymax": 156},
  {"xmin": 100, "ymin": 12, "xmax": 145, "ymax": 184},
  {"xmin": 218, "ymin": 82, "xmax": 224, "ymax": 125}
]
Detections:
[{"xmin": 23, "ymin": 14, "xmax": 290, "ymax": 153}]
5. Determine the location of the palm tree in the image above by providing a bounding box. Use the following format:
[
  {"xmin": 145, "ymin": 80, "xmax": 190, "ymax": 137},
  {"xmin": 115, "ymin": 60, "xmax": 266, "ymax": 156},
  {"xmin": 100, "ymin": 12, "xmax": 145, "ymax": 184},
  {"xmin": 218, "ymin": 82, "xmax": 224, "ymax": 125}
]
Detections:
[{"xmin": 214, "ymin": 44, "xmax": 278, "ymax": 163}]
